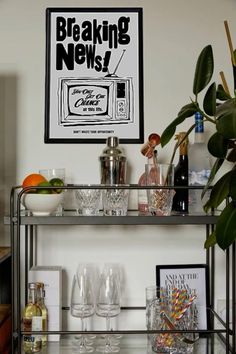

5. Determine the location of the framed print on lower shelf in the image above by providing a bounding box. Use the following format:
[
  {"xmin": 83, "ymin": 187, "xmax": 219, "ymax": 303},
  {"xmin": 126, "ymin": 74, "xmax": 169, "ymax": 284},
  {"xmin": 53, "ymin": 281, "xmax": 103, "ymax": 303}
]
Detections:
[
  {"xmin": 156, "ymin": 264, "xmax": 209, "ymax": 330},
  {"xmin": 44, "ymin": 7, "xmax": 144, "ymax": 144}
]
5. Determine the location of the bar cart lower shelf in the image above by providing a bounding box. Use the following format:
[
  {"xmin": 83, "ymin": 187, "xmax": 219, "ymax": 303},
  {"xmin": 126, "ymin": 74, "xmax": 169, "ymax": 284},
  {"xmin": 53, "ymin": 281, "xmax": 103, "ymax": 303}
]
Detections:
[{"xmin": 20, "ymin": 334, "xmax": 228, "ymax": 354}]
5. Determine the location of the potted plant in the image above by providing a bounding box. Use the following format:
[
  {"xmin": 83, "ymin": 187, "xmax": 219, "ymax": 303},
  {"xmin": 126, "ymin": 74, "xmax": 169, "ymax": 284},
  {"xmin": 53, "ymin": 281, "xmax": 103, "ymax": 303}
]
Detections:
[{"xmin": 160, "ymin": 21, "xmax": 236, "ymax": 250}]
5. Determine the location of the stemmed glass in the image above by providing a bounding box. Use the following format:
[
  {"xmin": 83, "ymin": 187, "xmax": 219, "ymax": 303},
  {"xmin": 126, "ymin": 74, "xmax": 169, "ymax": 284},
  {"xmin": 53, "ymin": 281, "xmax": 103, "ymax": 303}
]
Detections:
[
  {"xmin": 70, "ymin": 264, "xmax": 96, "ymax": 353},
  {"xmin": 104, "ymin": 264, "xmax": 123, "ymax": 340},
  {"xmin": 96, "ymin": 265, "xmax": 121, "ymax": 353}
]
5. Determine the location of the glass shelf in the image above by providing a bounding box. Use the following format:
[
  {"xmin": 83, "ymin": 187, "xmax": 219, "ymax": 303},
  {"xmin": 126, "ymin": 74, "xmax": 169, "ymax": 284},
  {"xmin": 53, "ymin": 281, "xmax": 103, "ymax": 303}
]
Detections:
[
  {"xmin": 19, "ymin": 334, "xmax": 227, "ymax": 354},
  {"xmin": 7, "ymin": 210, "xmax": 218, "ymax": 226}
]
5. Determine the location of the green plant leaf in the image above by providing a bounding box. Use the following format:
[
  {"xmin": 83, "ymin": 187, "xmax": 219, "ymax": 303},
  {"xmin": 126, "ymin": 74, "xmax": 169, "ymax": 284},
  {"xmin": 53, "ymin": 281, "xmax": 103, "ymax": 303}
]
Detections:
[
  {"xmin": 216, "ymin": 202, "xmax": 236, "ymax": 250},
  {"xmin": 229, "ymin": 169, "xmax": 236, "ymax": 199},
  {"xmin": 160, "ymin": 124, "xmax": 176, "ymax": 147},
  {"xmin": 203, "ymin": 82, "xmax": 216, "ymax": 116},
  {"xmin": 160, "ymin": 103, "xmax": 197, "ymax": 147},
  {"xmin": 204, "ymin": 171, "xmax": 232, "ymax": 212},
  {"xmin": 207, "ymin": 132, "xmax": 228, "ymax": 158},
  {"xmin": 216, "ymin": 84, "xmax": 232, "ymax": 101},
  {"xmin": 193, "ymin": 45, "xmax": 214, "ymax": 95},
  {"xmin": 216, "ymin": 105, "xmax": 236, "ymax": 138},
  {"xmin": 216, "ymin": 99, "xmax": 236, "ymax": 117},
  {"xmin": 204, "ymin": 230, "xmax": 217, "ymax": 249},
  {"xmin": 202, "ymin": 158, "xmax": 224, "ymax": 199}
]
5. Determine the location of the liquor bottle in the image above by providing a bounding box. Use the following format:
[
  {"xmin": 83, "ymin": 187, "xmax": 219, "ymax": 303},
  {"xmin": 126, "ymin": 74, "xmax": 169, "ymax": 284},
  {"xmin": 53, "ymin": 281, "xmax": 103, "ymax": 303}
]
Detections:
[
  {"xmin": 188, "ymin": 112, "xmax": 212, "ymax": 214},
  {"xmin": 36, "ymin": 282, "xmax": 48, "ymax": 346},
  {"xmin": 23, "ymin": 283, "xmax": 42, "ymax": 353},
  {"xmin": 172, "ymin": 132, "xmax": 189, "ymax": 213},
  {"xmin": 138, "ymin": 150, "xmax": 158, "ymax": 215},
  {"xmin": 138, "ymin": 133, "xmax": 160, "ymax": 215}
]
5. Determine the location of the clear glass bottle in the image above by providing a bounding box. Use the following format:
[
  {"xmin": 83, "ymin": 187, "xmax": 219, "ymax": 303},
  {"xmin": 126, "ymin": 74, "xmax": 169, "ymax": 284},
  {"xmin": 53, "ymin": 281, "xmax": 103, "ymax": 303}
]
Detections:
[
  {"xmin": 23, "ymin": 283, "xmax": 42, "ymax": 353},
  {"xmin": 36, "ymin": 282, "xmax": 48, "ymax": 346},
  {"xmin": 188, "ymin": 113, "xmax": 212, "ymax": 214},
  {"xmin": 172, "ymin": 132, "xmax": 189, "ymax": 214},
  {"xmin": 138, "ymin": 150, "xmax": 158, "ymax": 215}
]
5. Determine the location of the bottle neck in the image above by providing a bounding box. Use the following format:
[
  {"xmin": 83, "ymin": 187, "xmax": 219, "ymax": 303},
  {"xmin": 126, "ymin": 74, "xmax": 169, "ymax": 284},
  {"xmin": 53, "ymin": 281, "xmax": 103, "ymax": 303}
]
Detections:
[
  {"xmin": 29, "ymin": 289, "xmax": 37, "ymax": 304},
  {"xmin": 146, "ymin": 152, "xmax": 158, "ymax": 164},
  {"xmin": 179, "ymin": 143, "xmax": 188, "ymax": 156},
  {"xmin": 178, "ymin": 154, "xmax": 188, "ymax": 163},
  {"xmin": 194, "ymin": 132, "xmax": 204, "ymax": 143},
  {"xmin": 37, "ymin": 288, "xmax": 45, "ymax": 305}
]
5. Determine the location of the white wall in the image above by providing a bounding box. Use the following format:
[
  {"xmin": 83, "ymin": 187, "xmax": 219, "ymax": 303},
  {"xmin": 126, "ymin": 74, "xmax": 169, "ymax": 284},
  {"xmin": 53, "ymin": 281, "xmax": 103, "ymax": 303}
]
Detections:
[{"xmin": 0, "ymin": 0, "xmax": 235, "ymax": 330}]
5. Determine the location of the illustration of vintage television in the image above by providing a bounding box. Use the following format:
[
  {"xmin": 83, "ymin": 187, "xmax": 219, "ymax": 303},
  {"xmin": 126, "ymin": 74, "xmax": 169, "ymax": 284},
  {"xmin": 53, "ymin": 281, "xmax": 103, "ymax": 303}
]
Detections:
[{"xmin": 58, "ymin": 51, "xmax": 134, "ymax": 126}]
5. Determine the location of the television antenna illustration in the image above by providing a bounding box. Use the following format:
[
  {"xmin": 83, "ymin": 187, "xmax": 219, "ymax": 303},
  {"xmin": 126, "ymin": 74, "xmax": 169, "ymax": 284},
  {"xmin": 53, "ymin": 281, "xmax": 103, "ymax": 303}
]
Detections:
[{"xmin": 106, "ymin": 50, "xmax": 126, "ymax": 77}]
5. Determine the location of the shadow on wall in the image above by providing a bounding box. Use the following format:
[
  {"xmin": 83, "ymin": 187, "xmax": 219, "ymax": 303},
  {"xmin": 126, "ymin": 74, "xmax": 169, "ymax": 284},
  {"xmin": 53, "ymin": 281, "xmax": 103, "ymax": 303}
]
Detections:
[{"xmin": 0, "ymin": 75, "xmax": 17, "ymax": 245}]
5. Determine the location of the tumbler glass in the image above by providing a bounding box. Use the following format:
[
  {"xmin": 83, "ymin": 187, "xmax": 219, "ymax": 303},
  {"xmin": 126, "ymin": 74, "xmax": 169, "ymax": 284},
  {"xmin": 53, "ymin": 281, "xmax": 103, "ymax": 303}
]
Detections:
[
  {"xmin": 76, "ymin": 187, "xmax": 101, "ymax": 216},
  {"xmin": 103, "ymin": 185, "xmax": 129, "ymax": 216},
  {"xmin": 145, "ymin": 164, "xmax": 174, "ymax": 216}
]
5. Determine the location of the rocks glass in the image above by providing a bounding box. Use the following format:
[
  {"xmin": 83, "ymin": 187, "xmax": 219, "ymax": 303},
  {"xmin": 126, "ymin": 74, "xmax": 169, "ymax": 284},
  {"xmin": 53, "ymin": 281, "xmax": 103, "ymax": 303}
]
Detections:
[
  {"xmin": 146, "ymin": 286, "xmax": 199, "ymax": 353},
  {"xmin": 103, "ymin": 185, "xmax": 129, "ymax": 216},
  {"xmin": 145, "ymin": 164, "xmax": 174, "ymax": 216},
  {"xmin": 76, "ymin": 187, "xmax": 101, "ymax": 216}
]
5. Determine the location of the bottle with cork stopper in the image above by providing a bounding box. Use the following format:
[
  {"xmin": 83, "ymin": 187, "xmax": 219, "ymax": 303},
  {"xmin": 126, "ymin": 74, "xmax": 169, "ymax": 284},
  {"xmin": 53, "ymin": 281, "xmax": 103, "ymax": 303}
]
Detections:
[{"xmin": 138, "ymin": 133, "xmax": 160, "ymax": 214}]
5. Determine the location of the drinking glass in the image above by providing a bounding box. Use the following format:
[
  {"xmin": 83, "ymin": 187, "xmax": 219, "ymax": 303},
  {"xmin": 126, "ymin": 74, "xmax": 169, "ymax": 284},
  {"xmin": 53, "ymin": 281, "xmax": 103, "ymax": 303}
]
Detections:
[
  {"xmin": 145, "ymin": 164, "xmax": 174, "ymax": 216},
  {"xmin": 39, "ymin": 168, "xmax": 65, "ymax": 182},
  {"xmin": 103, "ymin": 264, "xmax": 124, "ymax": 341},
  {"xmin": 96, "ymin": 265, "xmax": 121, "ymax": 352},
  {"xmin": 103, "ymin": 185, "xmax": 129, "ymax": 216},
  {"xmin": 76, "ymin": 187, "xmax": 101, "ymax": 216},
  {"xmin": 70, "ymin": 264, "xmax": 95, "ymax": 353},
  {"xmin": 148, "ymin": 286, "xmax": 199, "ymax": 354}
]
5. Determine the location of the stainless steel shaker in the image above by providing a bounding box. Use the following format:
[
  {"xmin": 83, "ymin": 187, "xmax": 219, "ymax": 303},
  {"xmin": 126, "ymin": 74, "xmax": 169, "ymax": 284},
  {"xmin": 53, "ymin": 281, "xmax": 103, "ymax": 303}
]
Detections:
[{"xmin": 100, "ymin": 136, "xmax": 127, "ymax": 184}]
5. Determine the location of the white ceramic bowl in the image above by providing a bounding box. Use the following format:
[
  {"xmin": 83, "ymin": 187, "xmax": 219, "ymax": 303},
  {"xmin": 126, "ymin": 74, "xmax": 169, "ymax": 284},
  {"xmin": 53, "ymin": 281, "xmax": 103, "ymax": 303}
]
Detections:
[{"xmin": 23, "ymin": 193, "xmax": 62, "ymax": 216}]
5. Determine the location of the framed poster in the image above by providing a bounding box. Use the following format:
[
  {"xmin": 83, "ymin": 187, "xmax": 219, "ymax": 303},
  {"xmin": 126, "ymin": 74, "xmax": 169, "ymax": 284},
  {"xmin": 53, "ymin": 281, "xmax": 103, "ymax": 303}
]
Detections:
[
  {"xmin": 45, "ymin": 7, "xmax": 144, "ymax": 144},
  {"xmin": 156, "ymin": 264, "xmax": 210, "ymax": 330}
]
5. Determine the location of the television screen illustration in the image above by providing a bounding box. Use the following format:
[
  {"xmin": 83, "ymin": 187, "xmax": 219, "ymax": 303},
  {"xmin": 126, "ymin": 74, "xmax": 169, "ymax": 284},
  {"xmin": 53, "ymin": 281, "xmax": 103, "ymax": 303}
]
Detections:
[{"xmin": 58, "ymin": 51, "xmax": 134, "ymax": 126}]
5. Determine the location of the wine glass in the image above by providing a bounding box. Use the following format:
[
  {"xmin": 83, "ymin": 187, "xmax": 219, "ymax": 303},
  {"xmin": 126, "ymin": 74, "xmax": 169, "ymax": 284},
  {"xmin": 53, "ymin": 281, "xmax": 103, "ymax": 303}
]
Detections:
[
  {"xmin": 70, "ymin": 264, "xmax": 95, "ymax": 353},
  {"xmin": 96, "ymin": 265, "xmax": 121, "ymax": 353},
  {"xmin": 77, "ymin": 264, "xmax": 98, "ymax": 342},
  {"xmin": 103, "ymin": 264, "xmax": 123, "ymax": 340}
]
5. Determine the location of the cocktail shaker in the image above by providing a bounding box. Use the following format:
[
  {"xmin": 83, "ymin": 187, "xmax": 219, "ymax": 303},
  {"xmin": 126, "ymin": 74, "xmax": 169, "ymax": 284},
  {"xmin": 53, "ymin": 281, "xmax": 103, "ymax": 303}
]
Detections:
[{"xmin": 99, "ymin": 136, "xmax": 127, "ymax": 184}]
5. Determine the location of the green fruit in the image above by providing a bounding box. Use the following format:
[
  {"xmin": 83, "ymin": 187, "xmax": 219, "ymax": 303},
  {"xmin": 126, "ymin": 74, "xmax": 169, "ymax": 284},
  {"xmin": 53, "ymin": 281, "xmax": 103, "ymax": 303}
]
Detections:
[
  {"xmin": 49, "ymin": 178, "xmax": 64, "ymax": 194},
  {"xmin": 37, "ymin": 181, "xmax": 52, "ymax": 194}
]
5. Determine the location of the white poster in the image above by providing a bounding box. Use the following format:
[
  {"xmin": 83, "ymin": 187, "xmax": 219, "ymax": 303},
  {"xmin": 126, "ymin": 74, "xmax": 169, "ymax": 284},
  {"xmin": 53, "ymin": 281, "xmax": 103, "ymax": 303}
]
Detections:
[
  {"xmin": 156, "ymin": 264, "xmax": 209, "ymax": 330},
  {"xmin": 45, "ymin": 7, "xmax": 143, "ymax": 143}
]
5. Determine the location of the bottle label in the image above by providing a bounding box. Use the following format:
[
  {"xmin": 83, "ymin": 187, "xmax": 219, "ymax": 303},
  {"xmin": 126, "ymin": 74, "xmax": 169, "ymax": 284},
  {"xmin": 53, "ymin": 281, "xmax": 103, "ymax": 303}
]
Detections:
[
  {"xmin": 32, "ymin": 316, "xmax": 43, "ymax": 343},
  {"xmin": 195, "ymin": 112, "xmax": 204, "ymax": 133},
  {"xmin": 23, "ymin": 318, "xmax": 34, "ymax": 344},
  {"xmin": 189, "ymin": 169, "xmax": 211, "ymax": 185}
]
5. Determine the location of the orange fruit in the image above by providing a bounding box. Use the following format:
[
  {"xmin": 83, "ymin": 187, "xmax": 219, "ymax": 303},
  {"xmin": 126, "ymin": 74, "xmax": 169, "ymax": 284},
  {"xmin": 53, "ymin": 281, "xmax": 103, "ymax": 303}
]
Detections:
[{"xmin": 22, "ymin": 173, "xmax": 47, "ymax": 189}]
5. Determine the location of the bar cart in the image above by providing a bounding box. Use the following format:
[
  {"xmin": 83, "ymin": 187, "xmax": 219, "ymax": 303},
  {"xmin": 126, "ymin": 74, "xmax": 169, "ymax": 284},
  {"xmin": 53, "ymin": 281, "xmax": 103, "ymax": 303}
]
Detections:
[{"xmin": 9, "ymin": 185, "xmax": 235, "ymax": 353}]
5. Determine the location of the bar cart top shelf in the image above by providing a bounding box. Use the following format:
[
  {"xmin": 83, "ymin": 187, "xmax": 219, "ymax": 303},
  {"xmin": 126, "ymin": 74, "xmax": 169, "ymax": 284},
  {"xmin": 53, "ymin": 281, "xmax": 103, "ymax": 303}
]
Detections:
[{"xmin": 7, "ymin": 210, "xmax": 218, "ymax": 226}]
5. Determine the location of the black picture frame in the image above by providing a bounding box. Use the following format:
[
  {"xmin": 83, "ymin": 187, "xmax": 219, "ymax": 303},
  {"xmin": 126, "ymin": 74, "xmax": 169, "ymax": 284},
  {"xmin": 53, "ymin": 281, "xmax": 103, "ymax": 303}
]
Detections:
[
  {"xmin": 156, "ymin": 264, "xmax": 210, "ymax": 330},
  {"xmin": 44, "ymin": 7, "xmax": 144, "ymax": 144}
]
